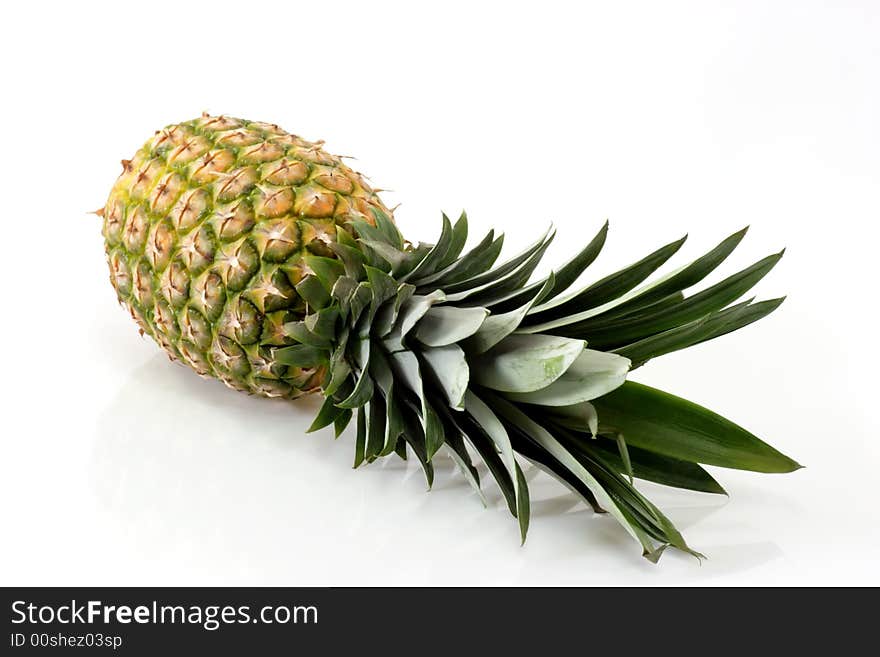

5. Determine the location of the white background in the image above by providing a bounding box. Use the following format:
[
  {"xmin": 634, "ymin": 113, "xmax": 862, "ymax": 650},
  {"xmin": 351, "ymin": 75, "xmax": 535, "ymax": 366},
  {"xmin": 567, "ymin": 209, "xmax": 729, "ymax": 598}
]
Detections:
[{"xmin": 2, "ymin": 0, "xmax": 878, "ymax": 586}]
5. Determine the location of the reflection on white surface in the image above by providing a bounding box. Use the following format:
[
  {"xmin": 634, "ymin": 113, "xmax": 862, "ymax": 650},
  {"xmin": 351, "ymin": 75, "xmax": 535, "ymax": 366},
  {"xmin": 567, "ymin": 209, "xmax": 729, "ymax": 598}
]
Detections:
[{"xmin": 86, "ymin": 355, "xmax": 785, "ymax": 585}]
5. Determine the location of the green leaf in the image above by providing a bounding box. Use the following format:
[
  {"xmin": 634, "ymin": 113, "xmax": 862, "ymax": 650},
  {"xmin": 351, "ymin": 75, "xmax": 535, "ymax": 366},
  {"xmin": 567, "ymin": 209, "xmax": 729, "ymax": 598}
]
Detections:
[
  {"xmin": 693, "ymin": 297, "xmax": 786, "ymax": 346},
  {"xmin": 388, "ymin": 349, "xmax": 446, "ymax": 460},
  {"xmin": 546, "ymin": 400, "xmax": 599, "ymax": 437},
  {"xmin": 418, "ymin": 231, "xmax": 503, "ymax": 287},
  {"xmin": 304, "ymin": 306, "xmax": 339, "ymax": 340},
  {"xmin": 464, "ymin": 391, "xmax": 526, "ymax": 523},
  {"xmin": 336, "ymin": 341, "xmax": 373, "ymax": 409},
  {"xmin": 334, "ymin": 408, "xmax": 353, "ymax": 438},
  {"xmin": 586, "ymin": 439, "xmax": 726, "ymax": 494},
  {"xmin": 438, "ymin": 210, "xmax": 469, "ymax": 269},
  {"xmin": 383, "ymin": 290, "xmax": 446, "ymax": 352},
  {"xmin": 413, "ymin": 306, "xmax": 489, "ymax": 347},
  {"xmin": 328, "ymin": 242, "xmax": 366, "ymax": 279},
  {"xmin": 364, "ymin": 266, "xmax": 399, "ymax": 319},
  {"xmin": 348, "ymin": 281, "xmax": 373, "ymax": 327},
  {"xmin": 295, "ymin": 275, "xmax": 330, "ymax": 310},
  {"xmin": 568, "ymin": 251, "xmax": 785, "ymax": 348},
  {"xmin": 403, "ymin": 213, "xmax": 455, "ymax": 280},
  {"xmin": 359, "ymin": 239, "xmax": 411, "ymax": 273},
  {"xmin": 307, "ymin": 396, "xmax": 343, "ymax": 432},
  {"xmin": 515, "ymin": 462, "xmax": 530, "ymax": 544},
  {"xmin": 283, "ymin": 321, "xmax": 332, "ymax": 349},
  {"xmin": 323, "ymin": 355, "xmax": 351, "ymax": 397},
  {"xmin": 597, "ymin": 227, "xmax": 748, "ymax": 319},
  {"xmin": 398, "ymin": 399, "xmax": 435, "ymax": 487},
  {"xmin": 420, "ymin": 344, "xmax": 470, "ymax": 410},
  {"xmin": 441, "ymin": 228, "xmax": 552, "ymax": 294},
  {"xmin": 439, "ymin": 410, "xmax": 486, "ymax": 506},
  {"xmin": 330, "ymin": 276, "xmax": 358, "ymax": 319},
  {"xmin": 615, "ymin": 433, "xmax": 634, "ymax": 483},
  {"xmin": 380, "ymin": 384, "xmax": 405, "ymax": 456},
  {"xmin": 373, "ymin": 284, "xmax": 415, "ymax": 337},
  {"xmin": 504, "ymin": 349, "xmax": 630, "ymax": 406},
  {"xmin": 485, "ymin": 392, "xmax": 650, "ymax": 552},
  {"xmin": 369, "ymin": 206, "xmax": 404, "ymax": 249},
  {"xmin": 273, "ymin": 344, "xmax": 328, "ymax": 367},
  {"xmin": 354, "ymin": 407, "xmax": 367, "ymax": 468},
  {"xmin": 462, "ymin": 275, "xmax": 555, "ymax": 355},
  {"xmin": 423, "ymin": 400, "xmax": 445, "ymax": 460},
  {"xmin": 591, "ymin": 381, "xmax": 802, "ymax": 472},
  {"xmin": 471, "ymin": 333, "xmax": 585, "ymax": 393},
  {"xmin": 611, "ymin": 300, "xmax": 747, "ymax": 366},
  {"xmin": 541, "ymin": 220, "xmax": 609, "ymax": 302},
  {"xmin": 304, "ymin": 254, "xmax": 345, "ymax": 294},
  {"xmin": 365, "ymin": 393, "xmax": 386, "ymax": 461},
  {"xmin": 528, "ymin": 234, "xmax": 687, "ymax": 321},
  {"xmin": 458, "ymin": 235, "xmax": 554, "ymax": 307}
]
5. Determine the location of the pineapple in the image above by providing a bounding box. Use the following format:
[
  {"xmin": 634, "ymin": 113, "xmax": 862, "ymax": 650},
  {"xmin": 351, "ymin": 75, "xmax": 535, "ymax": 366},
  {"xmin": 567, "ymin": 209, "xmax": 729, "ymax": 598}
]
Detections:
[{"xmin": 99, "ymin": 114, "xmax": 800, "ymax": 562}]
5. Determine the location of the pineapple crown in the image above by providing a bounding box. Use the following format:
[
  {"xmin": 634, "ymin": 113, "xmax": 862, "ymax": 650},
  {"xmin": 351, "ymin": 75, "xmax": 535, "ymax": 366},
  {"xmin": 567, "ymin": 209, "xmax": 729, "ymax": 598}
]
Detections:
[{"xmin": 274, "ymin": 207, "xmax": 798, "ymax": 562}]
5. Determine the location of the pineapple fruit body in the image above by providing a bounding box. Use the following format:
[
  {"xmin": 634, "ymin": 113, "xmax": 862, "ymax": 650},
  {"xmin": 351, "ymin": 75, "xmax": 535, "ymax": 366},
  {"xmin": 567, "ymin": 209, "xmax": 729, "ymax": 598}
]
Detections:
[{"xmin": 101, "ymin": 115, "xmax": 391, "ymax": 399}]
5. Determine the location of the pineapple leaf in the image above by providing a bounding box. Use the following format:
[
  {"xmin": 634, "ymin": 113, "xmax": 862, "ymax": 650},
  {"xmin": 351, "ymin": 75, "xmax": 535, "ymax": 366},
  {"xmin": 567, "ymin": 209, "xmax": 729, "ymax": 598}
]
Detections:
[
  {"xmin": 546, "ymin": 400, "xmax": 599, "ymax": 437},
  {"xmin": 373, "ymin": 283, "xmax": 415, "ymax": 337},
  {"xmin": 503, "ymin": 349, "xmax": 630, "ymax": 406},
  {"xmin": 515, "ymin": 462, "xmax": 531, "ymax": 544},
  {"xmin": 464, "ymin": 392, "xmax": 527, "ymax": 521},
  {"xmin": 336, "ymin": 339, "xmax": 374, "ymax": 409},
  {"xmin": 295, "ymin": 275, "xmax": 330, "ymax": 310},
  {"xmin": 587, "ymin": 439, "xmax": 726, "ymax": 494},
  {"xmin": 490, "ymin": 220, "xmax": 609, "ymax": 314},
  {"xmin": 456, "ymin": 234, "xmax": 555, "ymax": 307},
  {"xmin": 592, "ymin": 381, "xmax": 801, "ymax": 472},
  {"xmin": 612, "ymin": 296, "xmax": 782, "ymax": 366},
  {"xmin": 471, "ymin": 333, "xmax": 585, "ymax": 393},
  {"xmin": 365, "ymin": 394, "xmax": 387, "ymax": 461},
  {"xmin": 328, "ymin": 242, "xmax": 366, "ymax": 279},
  {"xmin": 438, "ymin": 211, "xmax": 470, "ymax": 269},
  {"xmin": 354, "ymin": 407, "xmax": 367, "ymax": 468},
  {"xmin": 413, "ymin": 305, "xmax": 489, "ymax": 347},
  {"xmin": 692, "ymin": 296, "xmax": 786, "ymax": 346},
  {"xmin": 399, "ymin": 398, "xmax": 435, "ymax": 487},
  {"xmin": 486, "ymin": 392, "xmax": 656, "ymax": 555},
  {"xmin": 441, "ymin": 229, "xmax": 554, "ymax": 301},
  {"xmin": 424, "ymin": 400, "xmax": 445, "ymax": 460},
  {"xmin": 380, "ymin": 383, "xmax": 406, "ymax": 456},
  {"xmin": 368, "ymin": 206, "xmax": 404, "ymax": 249},
  {"xmin": 462, "ymin": 274, "xmax": 556, "ymax": 355},
  {"xmin": 273, "ymin": 344, "xmax": 328, "ymax": 367},
  {"xmin": 307, "ymin": 396, "xmax": 344, "ymax": 433},
  {"xmin": 615, "ymin": 433, "xmax": 634, "ymax": 483},
  {"xmin": 438, "ymin": 227, "xmax": 551, "ymax": 293},
  {"xmin": 304, "ymin": 306, "xmax": 340, "ymax": 340},
  {"xmin": 418, "ymin": 231, "xmax": 504, "ymax": 287},
  {"xmin": 358, "ymin": 239, "xmax": 410, "ymax": 273},
  {"xmin": 403, "ymin": 213, "xmax": 455, "ymax": 280},
  {"xmin": 420, "ymin": 344, "xmax": 470, "ymax": 410},
  {"xmin": 595, "ymin": 226, "xmax": 749, "ymax": 319},
  {"xmin": 542, "ymin": 220, "xmax": 609, "ymax": 302},
  {"xmin": 383, "ymin": 290, "xmax": 446, "ymax": 352},
  {"xmin": 283, "ymin": 321, "xmax": 332, "ymax": 349},
  {"xmin": 528, "ymin": 234, "xmax": 687, "ymax": 321},
  {"xmin": 571, "ymin": 250, "xmax": 785, "ymax": 348},
  {"xmin": 445, "ymin": 443, "xmax": 487, "ymax": 507},
  {"xmin": 333, "ymin": 408, "xmax": 353, "ymax": 438},
  {"xmin": 304, "ymin": 254, "xmax": 345, "ymax": 294}
]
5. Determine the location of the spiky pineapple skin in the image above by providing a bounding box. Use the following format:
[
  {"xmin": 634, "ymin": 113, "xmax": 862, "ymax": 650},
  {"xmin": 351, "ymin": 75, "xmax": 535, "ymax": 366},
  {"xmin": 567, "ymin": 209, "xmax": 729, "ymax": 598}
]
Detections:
[{"xmin": 101, "ymin": 115, "xmax": 392, "ymax": 399}]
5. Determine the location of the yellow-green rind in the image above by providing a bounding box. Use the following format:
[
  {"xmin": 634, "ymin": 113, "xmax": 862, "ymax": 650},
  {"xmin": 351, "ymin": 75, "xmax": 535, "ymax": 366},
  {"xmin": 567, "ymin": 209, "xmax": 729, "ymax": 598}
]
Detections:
[{"xmin": 101, "ymin": 115, "xmax": 392, "ymax": 399}]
